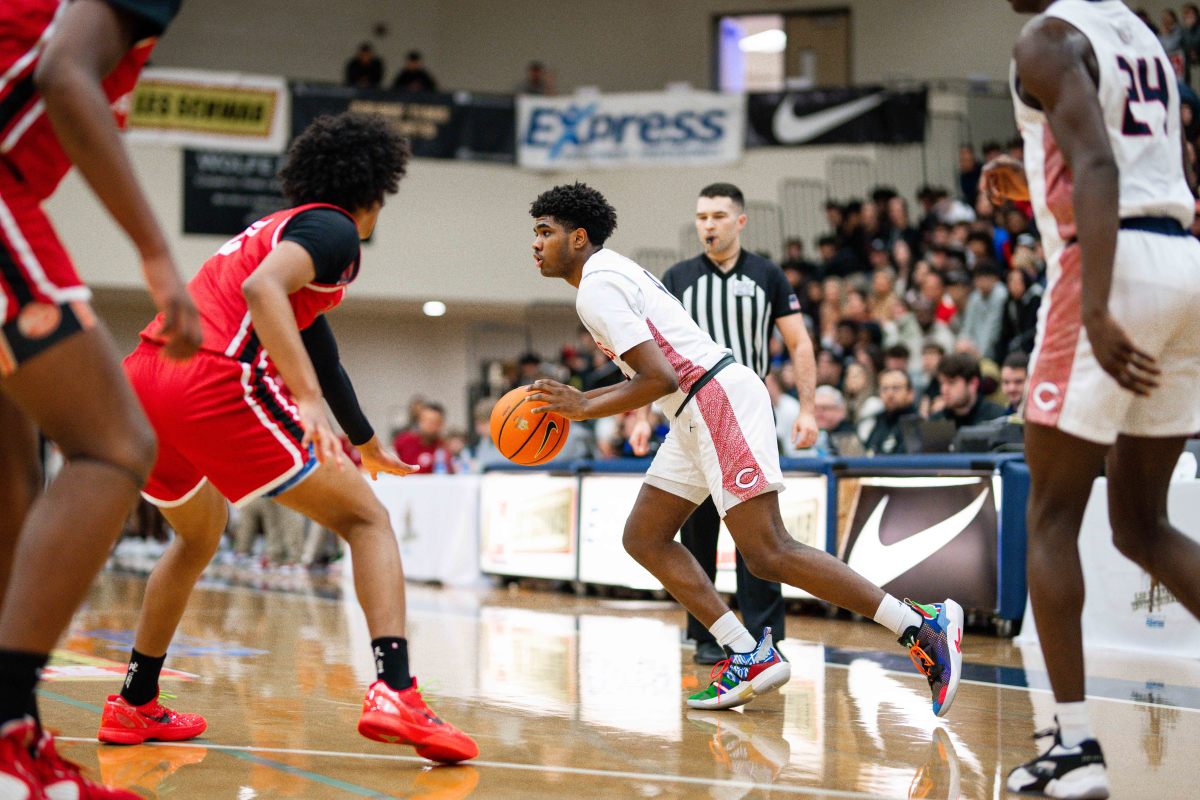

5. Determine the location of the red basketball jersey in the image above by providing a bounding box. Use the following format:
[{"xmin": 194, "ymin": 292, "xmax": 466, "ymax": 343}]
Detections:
[
  {"xmin": 0, "ymin": 0, "xmax": 156, "ymax": 201},
  {"xmin": 140, "ymin": 204, "xmax": 361, "ymax": 365}
]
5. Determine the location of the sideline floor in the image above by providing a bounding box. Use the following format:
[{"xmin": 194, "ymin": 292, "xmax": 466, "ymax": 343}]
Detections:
[{"xmin": 38, "ymin": 573, "xmax": 1200, "ymax": 799}]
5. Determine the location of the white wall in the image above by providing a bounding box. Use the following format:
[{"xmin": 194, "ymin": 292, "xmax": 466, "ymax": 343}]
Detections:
[{"xmin": 151, "ymin": 1, "xmax": 1033, "ymax": 91}]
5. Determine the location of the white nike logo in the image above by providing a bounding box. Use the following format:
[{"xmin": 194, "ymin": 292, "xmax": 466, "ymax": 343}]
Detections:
[
  {"xmin": 772, "ymin": 92, "xmax": 888, "ymax": 144},
  {"xmin": 846, "ymin": 489, "xmax": 989, "ymax": 588}
]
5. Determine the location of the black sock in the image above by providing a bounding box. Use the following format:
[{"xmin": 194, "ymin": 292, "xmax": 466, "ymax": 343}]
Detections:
[
  {"xmin": 0, "ymin": 649, "xmax": 48, "ymax": 727},
  {"xmin": 120, "ymin": 649, "xmax": 166, "ymax": 707},
  {"xmin": 371, "ymin": 637, "xmax": 411, "ymax": 691}
]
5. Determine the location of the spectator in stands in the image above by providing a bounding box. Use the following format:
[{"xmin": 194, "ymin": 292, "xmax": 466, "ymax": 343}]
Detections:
[
  {"xmin": 1000, "ymin": 351, "xmax": 1029, "ymax": 415},
  {"xmin": 512, "ymin": 352, "xmax": 545, "ymax": 387},
  {"xmin": 931, "ymin": 352, "xmax": 1007, "ymax": 429},
  {"xmin": 958, "ymin": 145, "xmax": 982, "ymax": 203},
  {"xmin": 813, "ymin": 385, "xmax": 856, "ymax": 454},
  {"xmin": 392, "ymin": 50, "xmax": 438, "ymax": 93},
  {"xmin": 868, "ymin": 267, "xmax": 898, "ymax": 320},
  {"xmin": 345, "ymin": 42, "xmax": 384, "ymax": 89},
  {"xmin": 392, "ymin": 402, "xmax": 454, "ymax": 473},
  {"xmin": 1183, "ymin": 5, "xmax": 1200, "ymax": 85},
  {"xmin": 780, "ymin": 237, "xmax": 819, "ymax": 284},
  {"xmin": 911, "ymin": 297, "xmax": 957, "ymax": 356},
  {"xmin": 862, "ymin": 368, "xmax": 917, "ymax": 455},
  {"xmin": 998, "ymin": 266, "xmax": 1042, "ymax": 356},
  {"xmin": 815, "ymin": 348, "xmax": 844, "ymax": 389},
  {"xmin": 917, "ymin": 341, "xmax": 945, "ymax": 415},
  {"xmin": 943, "ymin": 268, "xmax": 972, "ymax": 331},
  {"xmin": 470, "ymin": 398, "xmax": 506, "ymax": 471},
  {"xmin": 843, "ymin": 361, "xmax": 883, "ymax": 424},
  {"xmin": 1162, "ymin": 9, "xmax": 1185, "ymax": 66},
  {"xmin": 885, "ymin": 196, "xmax": 921, "ymax": 256},
  {"xmin": 882, "ymin": 343, "xmax": 911, "ymax": 374},
  {"xmin": 958, "ymin": 259, "xmax": 1008, "ymax": 359},
  {"xmin": 517, "ymin": 60, "xmax": 554, "ymax": 95},
  {"xmin": 920, "ymin": 270, "xmax": 958, "ymax": 327}
]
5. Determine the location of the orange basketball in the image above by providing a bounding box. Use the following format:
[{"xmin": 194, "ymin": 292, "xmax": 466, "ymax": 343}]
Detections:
[{"xmin": 489, "ymin": 387, "xmax": 570, "ymax": 466}]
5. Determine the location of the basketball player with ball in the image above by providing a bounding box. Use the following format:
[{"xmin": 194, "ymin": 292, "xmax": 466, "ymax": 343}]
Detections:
[{"xmin": 528, "ymin": 183, "xmax": 965, "ymax": 714}]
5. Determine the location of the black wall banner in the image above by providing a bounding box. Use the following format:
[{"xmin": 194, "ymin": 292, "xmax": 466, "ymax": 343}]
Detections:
[
  {"xmin": 839, "ymin": 477, "xmax": 997, "ymax": 611},
  {"xmin": 290, "ymin": 83, "xmax": 516, "ymax": 163},
  {"xmin": 747, "ymin": 87, "xmax": 927, "ymax": 147},
  {"xmin": 182, "ymin": 149, "xmax": 286, "ymax": 235}
]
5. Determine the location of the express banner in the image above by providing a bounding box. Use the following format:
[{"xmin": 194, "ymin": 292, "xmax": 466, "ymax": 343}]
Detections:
[
  {"xmin": 840, "ymin": 476, "xmax": 997, "ymax": 611},
  {"xmin": 290, "ymin": 84, "xmax": 515, "ymax": 162},
  {"xmin": 517, "ymin": 91, "xmax": 744, "ymax": 170},
  {"xmin": 126, "ymin": 68, "xmax": 289, "ymax": 153},
  {"xmin": 182, "ymin": 150, "xmax": 285, "ymax": 235},
  {"xmin": 746, "ymin": 87, "xmax": 927, "ymax": 147}
]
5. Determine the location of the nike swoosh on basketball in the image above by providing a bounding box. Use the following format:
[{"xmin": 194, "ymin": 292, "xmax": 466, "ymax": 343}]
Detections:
[
  {"xmin": 845, "ymin": 489, "xmax": 990, "ymax": 588},
  {"xmin": 772, "ymin": 92, "xmax": 888, "ymax": 144},
  {"xmin": 533, "ymin": 420, "xmax": 559, "ymax": 460}
]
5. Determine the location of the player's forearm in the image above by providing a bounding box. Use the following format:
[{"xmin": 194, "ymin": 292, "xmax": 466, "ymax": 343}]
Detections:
[
  {"xmin": 583, "ymin": 382, "xmax": 624, "ymax": 400},
  {"xmin": 243, "ymin": 284, "xmax": 323, "ymax": 403},
  {"xmin": 581, "ymin": 374, "xmax": 676, "ymax": 419},
  {"xmin": 39, "ymin": 62, "xmax": 169, "ymax": 261},
  {"xmin": 1073, "ymin": 158, "xmax": 1120, "ymax": 320}
]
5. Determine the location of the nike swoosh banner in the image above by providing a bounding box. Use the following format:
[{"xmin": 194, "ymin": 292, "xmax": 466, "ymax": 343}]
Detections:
[{"xmin": 747, "ymin": 87, "xmax": 927, "ymax": 147}]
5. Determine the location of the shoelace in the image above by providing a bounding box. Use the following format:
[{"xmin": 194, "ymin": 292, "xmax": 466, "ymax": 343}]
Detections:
[
  {"xmin": 708, "ymin": 659, "xmax": 733, "ymax": 697},
  {"xmin": 908, "ymin": 643, "xmax": 935, "ymax": 678},
  {"xmin": 1031, "ymin": 727, "xmax": 1058, "ymax": 741}
]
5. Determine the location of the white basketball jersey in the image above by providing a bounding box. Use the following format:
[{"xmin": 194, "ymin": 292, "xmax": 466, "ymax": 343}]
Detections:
[
  {"xmin": 575, "ymin": 249, "xmax": 730, "ymax": 409},
  {"xmin": 1013, "ymin": 0, "xmax": 1194, "ymax": 259}
]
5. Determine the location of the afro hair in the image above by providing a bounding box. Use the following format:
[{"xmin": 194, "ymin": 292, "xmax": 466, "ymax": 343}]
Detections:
[
  {"xmin": 279, "ymin": 112, "xmax": 410, "ymax": 212},
  {"xmin": 529, "ymin": 182, "xmax": 617, "ymax": 246}
]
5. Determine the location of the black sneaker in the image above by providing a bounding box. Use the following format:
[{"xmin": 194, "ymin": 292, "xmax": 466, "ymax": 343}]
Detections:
[
  {"xmin": 1006, "ymin": 724, "xmax": 1109, "ymax": 799},
  {"xmin": 693, "ymin": 639, "xmax": 727, "ymax": 665}
]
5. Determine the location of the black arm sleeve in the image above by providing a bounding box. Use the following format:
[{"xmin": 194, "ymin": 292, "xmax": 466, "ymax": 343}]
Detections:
[
  {"xmin": 280, "ymin": 208, "xmax": 361, "ymax": 284},
  {"xmin": 300, "ymin": 316, "xmax": 375, "ymax": 446}
]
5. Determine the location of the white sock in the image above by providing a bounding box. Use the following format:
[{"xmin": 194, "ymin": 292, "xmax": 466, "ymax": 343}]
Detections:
[
  {"xmin": 874, "ymin": 595, "xmax": 923, "ymax": 636},
  {"xmin": 1056, "ymin": 701, "xmax": 1093, "ymax": 749},
  {"xmin": 708, "ymin": 611, "xmax": 757, "ymax": 653}
]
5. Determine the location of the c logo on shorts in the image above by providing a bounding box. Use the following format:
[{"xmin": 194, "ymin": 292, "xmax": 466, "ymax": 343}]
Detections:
[
  {"xmin": 734, "ymin": 467, "xmax": 760, "ymax": 490},
  {"xmin": 1032, "ymin": 381, "xmax": 1061, "ymax": 412},
  {"xmin": 16, "ymin": 302, "xmax": 61, "ymax": 340}
]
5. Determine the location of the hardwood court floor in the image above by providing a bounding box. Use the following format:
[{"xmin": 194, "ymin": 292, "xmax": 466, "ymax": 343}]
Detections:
[{"xmin": 36, "ymin": 572, "xmax": 1200, "ymax": 799}]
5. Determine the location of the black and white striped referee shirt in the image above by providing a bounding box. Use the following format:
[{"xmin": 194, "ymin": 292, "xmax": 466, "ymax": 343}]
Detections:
[{"xmin": 661, "ymin": 251, "xmax": 801, "ymax": 380}]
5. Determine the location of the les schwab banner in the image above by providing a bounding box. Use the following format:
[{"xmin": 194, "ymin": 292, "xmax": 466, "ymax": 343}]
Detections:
[{"xmin": 126, "ymin": 68, "xmax": 289, "ymax": 153}]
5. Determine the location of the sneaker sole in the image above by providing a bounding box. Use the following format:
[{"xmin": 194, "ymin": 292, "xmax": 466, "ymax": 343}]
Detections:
[
  {"xmin": 935, "ymin": 599, "xmax": 964, "ymax": 718},
  {"xmin": 685, "ymin": 661, "xmax": 791, "ymax": 711},
  {"xmin": 357, "ymin": 713, "xmax": 478, "ymax": 763},
  {"xmin": 97, "ymin": 721, "xmax": 207, "ymax": 745}
]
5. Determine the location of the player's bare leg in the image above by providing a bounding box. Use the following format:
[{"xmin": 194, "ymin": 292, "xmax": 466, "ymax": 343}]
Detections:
[
  {"xmin": 274, "ymin": 462, "xmax": 477, "ymax": 762},
  {"xmin": 0, "ymin": 393, "xmax": 40, "ymax": 609},
  {"xmin": 0, "ymin": 324, "xmax": 154, "ymax": 654},
  {"xmin": 1024, "ymin": 423, "xmax": 1109, "ymax": 704},
  {"xmin": 1107, "ymin": 435, "xmax": 1200, "ymax": 616},
  {"xmin": 273, "ymin": 464, "xmax": 405, "ymax": 637},
  {"xmin": 621, "ymin": 485, "xmax": 726, "ymax": 625}
]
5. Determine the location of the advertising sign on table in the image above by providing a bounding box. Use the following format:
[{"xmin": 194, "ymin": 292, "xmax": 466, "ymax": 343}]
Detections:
[
  {"xmin": 517, "ymin": 90, "xmax": 744, "ymax": 170},
  {"xmin": 127, "ymin": 68, "xmax": 289, "ymax": 153},
  {"xmin": 746, "ymin": 87, "xmax": 927, "ymax": 147},
  {"xmin": 479, "ymin": 473, "xmax": 577, "ymax": 580}
]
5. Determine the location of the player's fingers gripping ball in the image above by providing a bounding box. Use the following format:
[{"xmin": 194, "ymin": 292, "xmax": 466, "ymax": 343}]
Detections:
[{"xmin": 490, "ymin": 387, "xmax": 570, "ymax": 466}]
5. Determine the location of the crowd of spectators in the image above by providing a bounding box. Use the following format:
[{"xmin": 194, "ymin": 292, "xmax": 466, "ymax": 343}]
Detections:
[{"xmin": 344, "ymin": 43, "xmax": 554, "ymax": 95}]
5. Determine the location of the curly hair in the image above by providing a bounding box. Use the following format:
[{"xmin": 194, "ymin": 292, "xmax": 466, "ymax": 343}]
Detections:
[
  {"xmin": 529, "ymin": 182, "xmax": 617, "ymax": 246},
  {"xmin": 279, "ymin": 112, "xmax": 410, "ymax": 212}
]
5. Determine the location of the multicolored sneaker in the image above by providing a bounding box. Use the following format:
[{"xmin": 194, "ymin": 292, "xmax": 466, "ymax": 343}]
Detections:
[
  {"xmin": 357, "ymin": 678, "xmax": 478, "ymax": 763},
  {"xmin": 1006, "ymin": 725, "xmax": 1109, "ymax": 799},
  {"xmin": 686, "ymin": 628, "xmax": 791, "ymax": 711},
  {"xmin": 908, "ymin": 727, "xmax": 960, "ymax": 800},
  {"xmin": 32, "ymin": 730, "xmax": 140, "ymax": 800},
  {"xmin": 0, "ymin": 718, "xmax": 42, "ymax": 800},
  {"xmin": 687, "ymin": 711, "xmax": 790, "ymax": 786},
  {"xmin": 899, "ymin": 599, "xmax": 963, "ymax": 718},
  {"xmin": 97, "ymin": 693, "xmax": 207, "ymax": 744}
]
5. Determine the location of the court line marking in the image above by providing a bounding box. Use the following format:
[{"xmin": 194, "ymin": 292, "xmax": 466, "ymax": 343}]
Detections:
[{"xmin": 54, "ymin": 737, "xmax": 908, "ymax": 800}]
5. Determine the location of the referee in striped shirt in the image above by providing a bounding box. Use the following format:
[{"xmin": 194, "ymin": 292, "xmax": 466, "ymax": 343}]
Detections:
[{"xmin": 661, "ymin": 183, "xmax": 818, "ymax": 665}]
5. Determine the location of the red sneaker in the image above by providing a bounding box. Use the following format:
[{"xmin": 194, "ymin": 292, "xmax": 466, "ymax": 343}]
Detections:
[
  {"xmin": 32, "ymin": 731, "xmax": 138, "ymax": 800},
  {"xmin": 97, "ymin": 694, "xmax": 206, "ymax": 745},
  {"xmin": 357, "ymin": 679, "xmax": 478, "ymax": 763},
  {"xmin": 0, "ymin": 719, "xmax": 42, "ymax": 800}
]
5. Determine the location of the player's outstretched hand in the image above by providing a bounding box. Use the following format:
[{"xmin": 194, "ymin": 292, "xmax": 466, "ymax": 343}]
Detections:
[
  {"xmin": 628, "ymin": 418, "xmax": 652, "ymax": 456},
  {"xmin": 358, "ymin": 436, "xmax": 418, "ymax": 479},
  {"xmin": 296, "ymin": 398, "xmax": 344, "ymax": 469},
  {"xmin": 144, "ymin": 253, "xmax": 201, "ymax": 361},
  {"xmin": 1084, "ymin": 310, "xmax": 1160, "ymax": 396},
  {"xmin": 981, "ymin": 155, "xmax": 1030, "ymax": 205},
  {"xmin": 527, "ymin": 379, "xmax": 591, "ymax": 421},
  {"xmin": 792, "ymin": 411, "xmax": 819, "ymax": 449}
]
